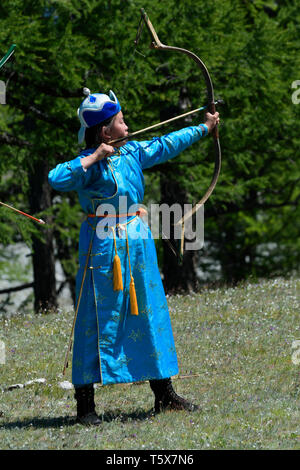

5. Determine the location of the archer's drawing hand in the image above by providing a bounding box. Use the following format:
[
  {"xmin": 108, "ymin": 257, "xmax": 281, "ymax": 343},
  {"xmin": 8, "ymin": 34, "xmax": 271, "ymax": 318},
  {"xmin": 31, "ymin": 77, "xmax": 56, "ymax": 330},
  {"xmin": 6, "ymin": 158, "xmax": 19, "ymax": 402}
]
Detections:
[
  {"xmin": 92, "ymin": 143, "xmax": 116, "ymax": 161},
  {"xmin": 81, "ymin": 143, "xmax": 116, "ymax": 170},
  {"xmin": 204, "ymin": 112, "xmax": 220, "ymax": 132}
]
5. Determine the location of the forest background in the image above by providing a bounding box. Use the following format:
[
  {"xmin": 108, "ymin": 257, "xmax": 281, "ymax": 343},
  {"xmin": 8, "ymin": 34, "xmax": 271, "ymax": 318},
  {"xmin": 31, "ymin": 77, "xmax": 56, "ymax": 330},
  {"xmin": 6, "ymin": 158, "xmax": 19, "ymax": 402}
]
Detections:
[{"xmin": 0, "ymin": 0, "xmax": 299, "ymax": 314}]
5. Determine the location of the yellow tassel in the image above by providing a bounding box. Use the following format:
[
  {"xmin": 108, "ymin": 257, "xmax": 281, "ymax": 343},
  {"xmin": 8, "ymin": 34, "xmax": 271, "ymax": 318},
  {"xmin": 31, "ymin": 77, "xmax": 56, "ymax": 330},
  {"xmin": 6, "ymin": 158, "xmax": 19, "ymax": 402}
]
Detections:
[
  {"xmin": 129, "ymin": 276, "xmax": 139, "ymax": 315},
  {"xmin": 113, "ymin": 254, "xmax": 123, "ymax": 291},
  {"xmin": 112, "ymin": 226, "xmax": 123, "ymax": 291}
]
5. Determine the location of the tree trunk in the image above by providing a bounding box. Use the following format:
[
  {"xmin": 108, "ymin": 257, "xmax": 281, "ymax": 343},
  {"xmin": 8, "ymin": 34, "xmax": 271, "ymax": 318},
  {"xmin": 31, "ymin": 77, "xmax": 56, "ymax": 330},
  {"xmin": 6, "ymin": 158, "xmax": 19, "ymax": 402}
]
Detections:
[
  {"xmin": 216, "ymin": 192, "xmax": 259, "ymax": 284},
  {"xmin": 53, "ymin": 227, "xmax": 77, "ymax": 307},
  {"xmin": 28, "ymin": 159, "xmax": 57, "ymax": 312}
]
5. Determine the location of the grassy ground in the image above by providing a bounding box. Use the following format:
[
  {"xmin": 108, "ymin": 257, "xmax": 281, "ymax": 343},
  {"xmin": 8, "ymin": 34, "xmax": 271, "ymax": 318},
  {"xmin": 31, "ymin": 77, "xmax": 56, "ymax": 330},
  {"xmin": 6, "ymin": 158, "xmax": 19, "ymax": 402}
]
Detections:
[{"xmin": 0, "ymin": 277, "xmax": 299, "ymax": 450}]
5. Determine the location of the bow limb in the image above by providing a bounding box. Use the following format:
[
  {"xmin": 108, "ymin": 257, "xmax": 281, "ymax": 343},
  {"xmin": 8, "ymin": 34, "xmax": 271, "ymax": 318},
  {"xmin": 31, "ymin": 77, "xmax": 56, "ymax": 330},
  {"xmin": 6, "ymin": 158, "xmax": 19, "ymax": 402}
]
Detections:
[{"xmin": 140, "ymin": 9, "xmax": 221, "ymax": 234}]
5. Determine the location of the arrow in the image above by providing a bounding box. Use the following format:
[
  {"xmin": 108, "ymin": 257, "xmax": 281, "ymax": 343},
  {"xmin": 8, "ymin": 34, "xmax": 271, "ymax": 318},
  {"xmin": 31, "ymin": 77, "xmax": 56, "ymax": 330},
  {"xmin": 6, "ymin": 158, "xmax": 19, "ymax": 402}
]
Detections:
[
  {"xmin": 0, "ymin": 44, "xmax": 16, "ymax": 69},
  {"xmin": 0, "ymin": 201, "xmax": 46, "ymax": 224},
  {"xmin": 108, "ymin": 100, "xmax": 223, "ymax": 145}
]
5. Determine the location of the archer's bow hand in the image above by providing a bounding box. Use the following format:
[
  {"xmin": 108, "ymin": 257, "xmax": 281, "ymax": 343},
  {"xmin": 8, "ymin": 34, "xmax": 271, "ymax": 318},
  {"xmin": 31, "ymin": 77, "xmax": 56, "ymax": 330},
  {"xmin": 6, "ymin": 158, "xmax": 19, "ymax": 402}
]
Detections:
[{"xmin": 204, "ymin": 112, "xmax": 220, "ymax": 133}]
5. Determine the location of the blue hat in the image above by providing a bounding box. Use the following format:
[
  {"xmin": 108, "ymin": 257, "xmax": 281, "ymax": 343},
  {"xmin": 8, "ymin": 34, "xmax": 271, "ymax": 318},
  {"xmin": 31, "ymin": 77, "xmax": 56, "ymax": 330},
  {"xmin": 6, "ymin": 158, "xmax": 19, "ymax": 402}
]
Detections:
[{"xmin": 77, "ymin": 88, "xmax": 121, "ymax": 143}]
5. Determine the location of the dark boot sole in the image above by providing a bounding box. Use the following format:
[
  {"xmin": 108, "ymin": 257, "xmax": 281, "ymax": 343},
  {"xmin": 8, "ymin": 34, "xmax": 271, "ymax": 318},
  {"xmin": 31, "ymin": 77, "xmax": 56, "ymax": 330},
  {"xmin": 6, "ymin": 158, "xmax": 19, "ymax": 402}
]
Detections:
[{"xmin": 76, "ymin": 412, "xmax": 102, "ymax": 426}]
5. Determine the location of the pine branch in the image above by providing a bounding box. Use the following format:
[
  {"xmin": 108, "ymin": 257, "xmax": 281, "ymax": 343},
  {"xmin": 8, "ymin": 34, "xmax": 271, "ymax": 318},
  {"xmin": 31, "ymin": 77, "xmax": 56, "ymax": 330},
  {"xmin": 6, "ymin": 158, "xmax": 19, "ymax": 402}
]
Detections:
[
  {"xmin": 0, "ymin": 282, "xmax": 34, "ymax": 295},
  {"xmin": 1, "ymin": 70, "xmax": 83, "ymax": 99},
  {"xmin": 7, "ymin": 96, "xmax": 76, "ymax": 130},
  {"xmin": 0, "ymin": 132, "xmax": 32, "ymax": 147}
]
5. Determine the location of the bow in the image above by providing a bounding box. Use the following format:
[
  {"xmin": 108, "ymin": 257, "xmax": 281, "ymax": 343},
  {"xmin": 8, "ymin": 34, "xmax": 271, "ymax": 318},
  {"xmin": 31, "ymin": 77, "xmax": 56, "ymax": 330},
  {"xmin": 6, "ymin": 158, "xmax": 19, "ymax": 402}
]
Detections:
[{"xmin": 138, "ymin": 9, "xmax": 221, "ymax": 258}]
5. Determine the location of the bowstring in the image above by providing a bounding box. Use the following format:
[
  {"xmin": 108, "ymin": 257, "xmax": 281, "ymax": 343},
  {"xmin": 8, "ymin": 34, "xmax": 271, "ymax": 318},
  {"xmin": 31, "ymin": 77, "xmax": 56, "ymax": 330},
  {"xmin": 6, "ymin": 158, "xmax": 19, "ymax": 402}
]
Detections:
[
  {"xmin": 134, "ymin": 14, "xmax": 145, "ymax": 49},
  {"xmin": 122, "ymin": 13, "xmax": 146, "ymax": 93},
  {"xmin": 123, "ymin": 13, "xmax": 183, "ymax": 263}
]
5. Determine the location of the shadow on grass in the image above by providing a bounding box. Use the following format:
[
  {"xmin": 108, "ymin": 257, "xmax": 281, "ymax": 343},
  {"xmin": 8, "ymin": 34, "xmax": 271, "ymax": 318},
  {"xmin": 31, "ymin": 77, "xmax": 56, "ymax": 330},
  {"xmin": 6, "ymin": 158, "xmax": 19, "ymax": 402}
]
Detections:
[{"xmin": 0, "ymin": 407, "xmax": 155, "ymax": 430}]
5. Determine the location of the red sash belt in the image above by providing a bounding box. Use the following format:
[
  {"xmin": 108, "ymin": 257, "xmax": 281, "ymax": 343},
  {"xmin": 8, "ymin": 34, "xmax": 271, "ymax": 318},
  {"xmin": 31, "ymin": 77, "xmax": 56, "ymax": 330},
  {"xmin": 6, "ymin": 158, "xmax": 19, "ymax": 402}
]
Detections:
[{"xmin": 87, "ymin": 207, "xmax": 147, "ymax": 218}]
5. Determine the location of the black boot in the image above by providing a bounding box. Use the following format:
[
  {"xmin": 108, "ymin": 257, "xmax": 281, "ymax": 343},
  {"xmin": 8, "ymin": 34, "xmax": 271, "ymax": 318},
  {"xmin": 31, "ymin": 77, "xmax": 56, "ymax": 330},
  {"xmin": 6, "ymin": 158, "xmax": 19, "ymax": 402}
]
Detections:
[
  {"xmin": 74, "ymin": 384, "xmax": 102, "ymax": 426},
  {"xmin": 149, "ymin": 378, "xmax": 199, "ymax": 413}
]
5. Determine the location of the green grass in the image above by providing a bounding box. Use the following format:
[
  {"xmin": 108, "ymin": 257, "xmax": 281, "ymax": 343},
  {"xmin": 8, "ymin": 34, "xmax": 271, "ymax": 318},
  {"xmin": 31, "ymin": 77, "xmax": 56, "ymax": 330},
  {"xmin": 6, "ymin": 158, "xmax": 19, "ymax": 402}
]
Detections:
[{"xmin": 0, "ymin": 277, "xmax": 299, "ymax": 450}]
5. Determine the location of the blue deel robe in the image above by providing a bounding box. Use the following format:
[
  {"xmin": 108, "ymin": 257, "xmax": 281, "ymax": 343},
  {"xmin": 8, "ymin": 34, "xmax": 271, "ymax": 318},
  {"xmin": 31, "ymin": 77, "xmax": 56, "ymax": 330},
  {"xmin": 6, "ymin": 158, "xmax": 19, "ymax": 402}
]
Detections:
[{"xmin": 48, "ymin": 125, "xmax": 208, "ymax": 386}]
